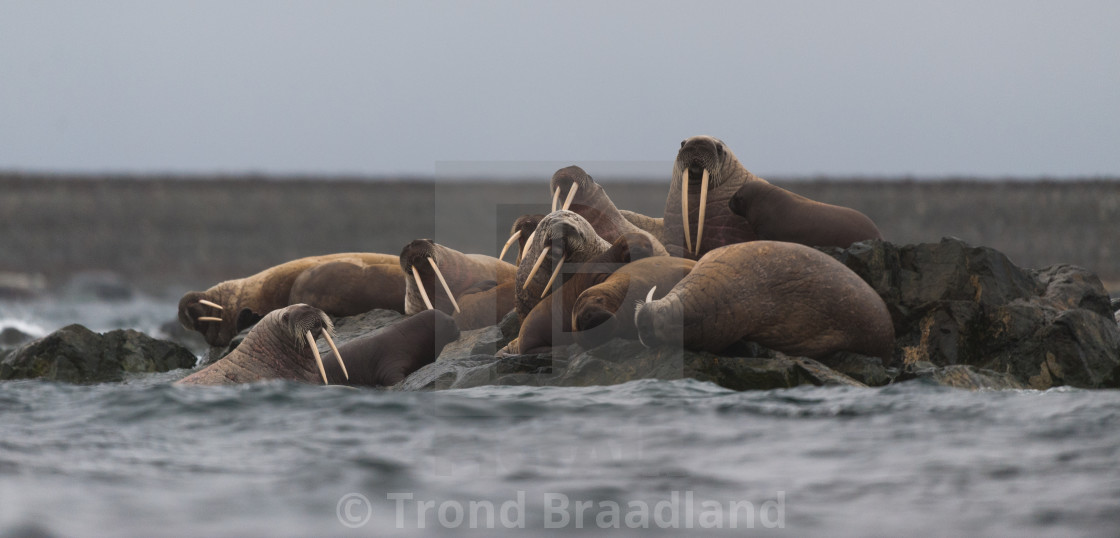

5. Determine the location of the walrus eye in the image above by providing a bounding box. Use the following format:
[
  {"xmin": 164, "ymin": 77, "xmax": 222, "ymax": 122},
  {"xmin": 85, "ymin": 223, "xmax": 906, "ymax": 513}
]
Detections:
[
  {"xmin": 680, "ymin": 140, "xmax": 686, "ymax": 149},
  {"xmin": 716, "ymin": 142, "xmax": 724, "ymax": 157}
]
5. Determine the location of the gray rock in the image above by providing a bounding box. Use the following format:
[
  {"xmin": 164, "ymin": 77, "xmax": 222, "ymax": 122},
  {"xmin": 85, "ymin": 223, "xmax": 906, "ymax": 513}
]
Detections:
[
  {"xmin": 825, "ymin": 238, "xmax": 1120, "ymax": 389},
  {"xmin": 397, "ymin": 339, "xmax": 864, "ymax": 391},
  {"xmin": 0, "ymin": 324, "xmax": 197, "ymax": 383},
  {"xmin": 895, "ymin": 363, "xmax": 1027, "ymax": 391}
]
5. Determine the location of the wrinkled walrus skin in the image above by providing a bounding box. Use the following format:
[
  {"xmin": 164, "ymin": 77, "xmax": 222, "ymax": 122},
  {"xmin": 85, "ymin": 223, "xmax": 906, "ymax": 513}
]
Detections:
[
  {"xmin": 400, "ymin": 239, "xmax": 516, "ymax": 330},
  {"xmin": 178, "ymin": 253, "xmax": 405, "ymax": 347},
  {"xmin": 176, "ymin": 304, "xmax": 334, "ymax": 385},
  {"xmin": 635, "ymin": 241, "xmax": 895, "ymax": 360},
  {"xmin": 728, "ymin": 180, "xmax": 883, "ymax": 248},
  {"xmin": 549, "ymin": 165, "xmax": 668, "ymax": 256},
  {"xmin": 662, "ymin": 136, "xmax": 764, "ymax": 259},
  {"xmin": 321, "ymin": 309, "xmax": 461, "ymax": 387}
]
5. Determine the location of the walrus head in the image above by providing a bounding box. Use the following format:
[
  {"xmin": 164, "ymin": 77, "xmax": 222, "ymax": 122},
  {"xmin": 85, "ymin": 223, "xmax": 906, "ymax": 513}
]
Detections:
[
  {"xmin": 258, "ymin": 303, "xmax": 346, "ymax": 385},
  {"xmin": 400, "ymin": 239, "xmax": 464, "ymax": 316},
  {"xmin": 667, "ymin": 136, "xmax": 758, "ymax": 258},
  {"xmin": 178, "ymin": 290, "xmax": 236, "ymax": 347},
  {"xmin": 515, "ymin": 211, "xmax": 612, "ymax": 318}
]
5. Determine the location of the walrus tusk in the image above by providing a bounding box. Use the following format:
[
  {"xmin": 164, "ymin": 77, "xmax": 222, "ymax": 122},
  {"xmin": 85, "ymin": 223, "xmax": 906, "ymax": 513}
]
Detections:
[
  {"xmin": 695, "ymin": 168, "xmax": 709, "ymax": 256},
  {"xmin": 305, "ymin": 330, "xmax": 329, "ymax": 385},
  {"xmin": 645, "ymin": 286, "xmax": 657, "ymax": 304},
  {"xmin": 428, "ymin": 257, "xmax": 460, "ymax": 314},
  {"xmin": 681, "ymin": 169, "xmax": 693, "ymax": 255},
  {"xmin": 498, "ymin": 230, "xmax": 520, "ymax": 262},
  {"xmin": 411, "ymin": 265, "xmax": 434, "ymax": 310},
  {"xmin": 518, "ymin": 230, "xmax": 537, "ymax": 266},
  {"xmin": 523, "ymin": 247, "xmax": 550, "ymax": 290},
  {"xmin": 551, "ymin": 186, "xmax": 560, "ymax": 212},
  {"xmin": 561, "ymin": 182, "xmax": 579, "ymax": 211},
  {"xmin": 540, "ymin": 255, "xmax": 565, "ymax": 299},
  {"xmin": 321, "ymin": 330, "xmax": 347, "ymax": 381},
  {"xmin": 198, "ymin": 299, "xmax": 224, "ymax": 311},
  {"xmin": 197, "ymin": 316, "xmax": 223, "ymax": 322}
]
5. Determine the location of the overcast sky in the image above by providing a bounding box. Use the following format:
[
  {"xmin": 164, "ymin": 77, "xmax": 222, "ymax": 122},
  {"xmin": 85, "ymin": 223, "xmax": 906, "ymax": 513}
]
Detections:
[{"xmin": 1, "ymin": 1, "xmax": 1118, "ymax": 179}]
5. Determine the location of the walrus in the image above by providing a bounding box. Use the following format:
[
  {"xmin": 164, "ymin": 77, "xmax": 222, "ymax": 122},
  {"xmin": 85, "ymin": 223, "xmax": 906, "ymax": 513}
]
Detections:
[
  {"xmin": 176, "ymin": 304, "xmax": 344, "ymax": 385},
  {"xmin": 633, "ymin": 241, "xmax": 895, "ymax": 360},
  {"xmin": 500, "ymin": 232, "xmax": 665, "ymax": 354},
  {"xmin": 515, "ymin": 211, "xmax": 612, "ymax": 320},
  {"xmin": 400, "ymin": 239, "xmax": 517, "ymax": 330},
  {"xmin": 498, "ymin": 214, "xmax": 545, "ymax": 266},
  {"xmin": 320, "ymin": 309, "xmax": 461, "ymax": 386},
  {"xmin": 548, "ymin": 166, "xmax": 669, "ymax": 256},
  {"xmin": 663, "ymin": 136, "xmax": 765, "ymax": 259},
  {"xmin": 619, "ymin": 209, "xmax": 666, "ymax": 246},
  {"xmin": 178, "ymin": 253, "xmax": 406, "ymax": 347},
  {"xmin": 728, "ymin": 181, "xmax": 883, "ymax": 248},
  {"xmin": 571, "ymin": 256, "xmax": 695, "ymax": 350}
]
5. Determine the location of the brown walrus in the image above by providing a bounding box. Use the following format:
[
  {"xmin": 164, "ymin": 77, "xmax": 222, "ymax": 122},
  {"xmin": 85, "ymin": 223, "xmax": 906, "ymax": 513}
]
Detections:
[
  {"xmin": 515, "ymin": 211, "xmax": 611, "ymax": 320},
  {"xmin": 619, "ymin": 209, "xmax": 666, "ymax": 246},
  {"xmin": 548, "ymin": 166, "xmax": 669, "ymax": 256},
  {"xmin": 500, "ymin": 232, "xmax": 665, "ymax": 354},
  {"xmin": 663, "ymin": 136, "xmax": 765, "ymax": 259},
  {"xmin": 571, "ymin": 256, "xmax": 695, "ymax": 350},
  {"xmin": 176, "ymin": 304, "xmax": 343, "ymax": 385},
  {"xmin": 400, "ymin": 239, "xmax": 517, "ymax": 330},
  {"xmin": 728, "ymin": 181, "xmax": 883, "ymax": 248},
  {"xmin": 178, "ymin": 253, "xmax": 406, "ymax": 347},
  {"xmin": 498, "ymin": 214, "xmax": 545, "ymax": 266},
  {"xmin": 633, "ymin": 241, "xmax": 895, "ymax": 360},
  {"xmin": 320, "ymin": 309, "xmax": 461, "ymax": 386}
]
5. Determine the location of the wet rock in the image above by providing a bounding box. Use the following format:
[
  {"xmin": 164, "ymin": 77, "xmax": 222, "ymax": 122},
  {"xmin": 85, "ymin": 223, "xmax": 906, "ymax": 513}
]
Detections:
[
  {"xmin": 895, "ymin": 363, "xmax": 1027, "ymax": 391},
  {"xmin": 815, "ymin": 352, "xmax": 894, "ymax": 387},
  {"xmin": 825, "ymin": 238, "xmax": 1120, "ymax": 389},
  {"xmin": 398, "ymin": 339, "xmax": 864, "ymax": 391},
  {"xmin": 0, "ymin": 324, "xmax": 197, "ymax": 383}
]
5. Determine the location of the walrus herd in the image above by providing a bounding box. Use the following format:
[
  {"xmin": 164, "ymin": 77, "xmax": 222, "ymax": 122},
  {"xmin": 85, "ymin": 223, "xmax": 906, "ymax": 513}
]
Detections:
[{"xmin": 175, "ymin": 136, "xmax": 891, "ymax": 387}]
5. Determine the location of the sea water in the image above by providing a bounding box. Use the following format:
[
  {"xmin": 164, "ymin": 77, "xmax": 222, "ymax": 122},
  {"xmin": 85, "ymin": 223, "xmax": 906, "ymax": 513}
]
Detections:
[{"xmin": 1, "ymin": 297, "xmax": 1119, "ymax": 537}]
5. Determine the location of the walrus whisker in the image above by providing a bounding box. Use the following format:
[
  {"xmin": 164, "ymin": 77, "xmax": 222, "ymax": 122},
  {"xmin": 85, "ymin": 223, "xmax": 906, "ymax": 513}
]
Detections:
[
  {"xmin": 551, "ymin": 186, "xmax": 560, "ymax": 212},
  {"xmin": 198, "ymin": 299, "xmax": 224, "ymax": 311},
  {"xmin": 197, "ymin": 316, "xmax": 223, "ymax": 322},
  {"xmin": 428, "ymin": 257, "xmax": 461, "ymax": 314},
  {"xmin": 305, "ymin": 330, "xmax": 329, "ymax": 385},
  {"xmin": 540, "ymin": 255, "xmax": 565, "ymax": 299},
  {"xmin": 681, "ymin": 169, "xmax": 693, "ymax": 255},
  {"xmin": 695, "ymin": 168, "xmax": 709, "ymax": 256},
  {"xmin": 411, "ymin": 265, "xmax": 434, "ymax": 310},
  {"xmin": 499, "ymin": 230, "xmax": 520, "ymax": 262},
  {"xmin": 561, "ymin": 182, "xmax": 579, "ymax": 212},
  {"xmin": 523, "ymin": 248, "xmax": 550, "ymax": 290},
  {"xmin": 321, "ymin": 330, "xmax": 347, "ymax": 380}
]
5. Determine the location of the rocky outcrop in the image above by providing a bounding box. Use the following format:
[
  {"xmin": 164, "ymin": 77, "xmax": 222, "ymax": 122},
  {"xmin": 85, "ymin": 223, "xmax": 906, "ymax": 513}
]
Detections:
[
  {"xmin": 397, "ymin": 339, "xmax": 865, "ymax": 392},
  {"xmin": 1, "ymin": 324, "xmax": 197, "ymax": 383},
  {"xmin": 825, "ymin": 238, "xmax": 1120, "ymax": 389},
  {"xmin": 393, "ymin": 237, "xmax": 1119, "ymax": 392}
]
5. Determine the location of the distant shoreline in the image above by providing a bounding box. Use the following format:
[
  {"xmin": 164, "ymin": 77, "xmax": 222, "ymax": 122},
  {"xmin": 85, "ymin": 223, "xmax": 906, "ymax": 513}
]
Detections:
[{"xmin": 2, "ymin": 173, "xmax": 1117, "ymax": 296}]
